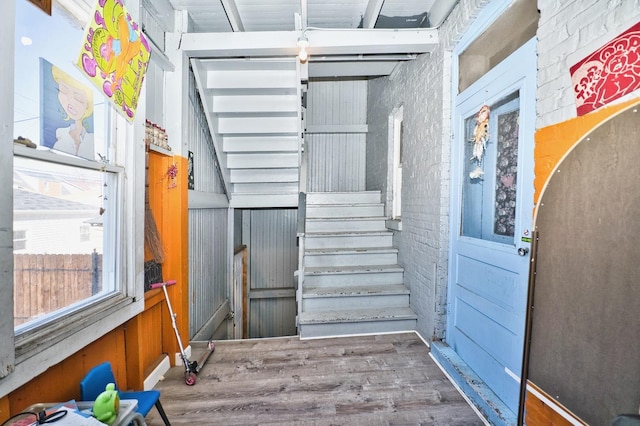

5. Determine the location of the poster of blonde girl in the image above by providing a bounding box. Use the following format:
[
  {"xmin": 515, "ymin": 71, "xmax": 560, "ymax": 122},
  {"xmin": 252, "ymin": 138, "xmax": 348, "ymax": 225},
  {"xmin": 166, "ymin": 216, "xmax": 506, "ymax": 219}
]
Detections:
[{"xmin": 40, "ymin": 58, "xmax": 95, "ymax": 160}]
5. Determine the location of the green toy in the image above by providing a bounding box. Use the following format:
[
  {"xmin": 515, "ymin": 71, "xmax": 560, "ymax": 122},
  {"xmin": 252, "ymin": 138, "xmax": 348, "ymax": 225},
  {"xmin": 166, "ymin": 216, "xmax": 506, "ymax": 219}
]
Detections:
[{"xmin": 92, "ymin": 383, "xmax": 120, "ymax": 425}]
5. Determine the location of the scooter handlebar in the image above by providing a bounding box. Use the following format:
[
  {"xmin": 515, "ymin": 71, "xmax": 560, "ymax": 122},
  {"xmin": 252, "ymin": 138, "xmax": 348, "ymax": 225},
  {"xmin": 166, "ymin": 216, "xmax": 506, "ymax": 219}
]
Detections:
[{"xmin": 149, "ymin": 280, "xmax": 177, "ymax": 289}]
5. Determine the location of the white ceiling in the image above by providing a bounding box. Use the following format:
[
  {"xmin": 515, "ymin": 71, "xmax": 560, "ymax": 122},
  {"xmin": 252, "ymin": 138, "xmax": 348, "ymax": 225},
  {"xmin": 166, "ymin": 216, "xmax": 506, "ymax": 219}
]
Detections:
[
  {"xmin": 155, "ymin": 0, "xmax": 458, "ymax": 77},
  {"xmin": 167, "ymin": 0, "xmax": 453, "ymax": 33}
]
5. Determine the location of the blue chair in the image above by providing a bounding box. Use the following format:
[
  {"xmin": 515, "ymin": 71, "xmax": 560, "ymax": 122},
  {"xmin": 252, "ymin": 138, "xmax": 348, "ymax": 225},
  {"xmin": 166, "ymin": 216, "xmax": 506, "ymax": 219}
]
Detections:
[{"xmin": 80, "ymin": 361, "xmax": 171, "ymax": 425}]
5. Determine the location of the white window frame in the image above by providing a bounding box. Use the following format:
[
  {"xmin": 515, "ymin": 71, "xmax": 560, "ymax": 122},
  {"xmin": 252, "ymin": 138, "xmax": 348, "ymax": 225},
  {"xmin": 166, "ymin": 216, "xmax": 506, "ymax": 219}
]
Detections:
[
  {"xmin": 392, "ymin": 107, "xmax": 403, "ymax": 220},
  {"xmin": 386, "ymin": 105, "xmax": 403, "ymax": 229},
  {"xmin": 0, "ymin": 0, "xmax": 147, "ymax": 396}
]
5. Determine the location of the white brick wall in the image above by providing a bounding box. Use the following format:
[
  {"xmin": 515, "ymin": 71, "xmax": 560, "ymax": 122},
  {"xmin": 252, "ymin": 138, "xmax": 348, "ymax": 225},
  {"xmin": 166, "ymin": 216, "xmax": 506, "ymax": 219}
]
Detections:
[
  {"xmin": 536, "ymin": 0, "xmax": 640, "ymax": 128},
  {"xmin": 366, "ymin": 0, "xmax": 640, "ymax": 342},
  {"xmin": 366, "ymin": 0, "xmax": 488, "ymax": 340}
]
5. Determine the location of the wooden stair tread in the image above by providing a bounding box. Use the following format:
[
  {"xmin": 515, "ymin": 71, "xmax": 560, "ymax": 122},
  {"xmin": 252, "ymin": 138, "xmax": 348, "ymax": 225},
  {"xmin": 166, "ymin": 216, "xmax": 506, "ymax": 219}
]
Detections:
[
  {"xmin": 303, "ymin": 284, "xmax": 409, "ymax": 297},
  {"xmin": 304, "ymin": 264, "xmax": 403, "ymax": 274},
  {"xmin": 298, "ymin": 307, "xmax": 417, "ymax": 324},
  {"xmin": 304, "ymin": 247, "xmax": 398, "ymax": 255}
]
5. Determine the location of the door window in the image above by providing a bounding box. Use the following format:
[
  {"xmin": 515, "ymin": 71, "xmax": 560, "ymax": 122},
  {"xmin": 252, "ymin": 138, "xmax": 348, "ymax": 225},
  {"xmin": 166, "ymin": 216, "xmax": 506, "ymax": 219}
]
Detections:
[{"xmin": 461, "ymin": 91, "xmax": 519, "ymax": 244}]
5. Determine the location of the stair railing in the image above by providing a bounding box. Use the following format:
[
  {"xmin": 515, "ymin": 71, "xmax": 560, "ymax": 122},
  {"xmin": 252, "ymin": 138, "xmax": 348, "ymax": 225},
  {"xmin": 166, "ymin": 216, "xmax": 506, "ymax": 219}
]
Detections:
[{"xmin": 295, "ymin": 191, "xmax": 306, "ymax": 332}]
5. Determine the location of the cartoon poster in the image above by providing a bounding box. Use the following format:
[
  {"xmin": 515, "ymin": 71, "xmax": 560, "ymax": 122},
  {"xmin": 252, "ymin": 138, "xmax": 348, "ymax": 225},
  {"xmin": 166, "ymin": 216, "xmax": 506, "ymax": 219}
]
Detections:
[
  {"xmin": 77, "ymin": 0, "xmax": 151, "ymax": 122},
  {"xmin": 40, "ymin": 58, "xmax": 95, "ymax": 160},
  {"xmin": 570, "ymin": 21, "xmax": 640, "ymax": 116}
]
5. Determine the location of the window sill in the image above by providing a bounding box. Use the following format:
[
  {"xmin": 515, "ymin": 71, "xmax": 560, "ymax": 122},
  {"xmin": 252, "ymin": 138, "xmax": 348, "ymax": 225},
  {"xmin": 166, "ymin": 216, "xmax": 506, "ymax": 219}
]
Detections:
[
  {"xmin": 386, "ymin": 219, "xmax": 402, "ymax": 231},
  {"xmin": 149, "ymin": 144, "xmax": 173, "ymax": 156},
  {"xmin": 1, "ymin": 294, "xmax": 143, "ymax": 397}
]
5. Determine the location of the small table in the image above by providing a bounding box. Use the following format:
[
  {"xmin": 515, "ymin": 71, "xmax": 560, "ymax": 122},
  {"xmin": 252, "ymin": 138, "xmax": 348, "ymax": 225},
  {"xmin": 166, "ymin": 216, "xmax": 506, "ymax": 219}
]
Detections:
[{"xmin": 24, "ymin": 400, "xmax": 146, "ymax": 426}]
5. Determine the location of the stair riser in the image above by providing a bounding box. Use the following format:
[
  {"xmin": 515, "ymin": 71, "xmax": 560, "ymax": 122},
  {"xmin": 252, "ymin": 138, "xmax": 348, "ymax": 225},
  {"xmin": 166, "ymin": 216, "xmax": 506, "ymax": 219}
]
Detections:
[
  {"xmin": 306, "ymin": 192, "xmax": 380, "ymax": 205},
  {"xmin": 234, "ymin": 182, "xmax": 299, "ymax": 194},
  {"xmin": 302, "ymin": 294, "xmax": 409, "ymax": 311},
  {"xmin": 299, "ymin": 319, "xmax": 417, "ymax": 339},
  {"xmin": 306, "ymin": 220, "xmax": 386, "ymax": 232},
  {"xmin": 306, "ymin": 205, "xmax": 384, "ymax": 218},
  {"xmin": 304, "ymin": 252, "xmax": 398, "ymax": 267},
  {"xmin": 305, "ymin": 234, "xmax": 393, "ymax": 249},
  {"xmin": 303, "ymin": 271, "xmax": 403, "ymax": 287}
]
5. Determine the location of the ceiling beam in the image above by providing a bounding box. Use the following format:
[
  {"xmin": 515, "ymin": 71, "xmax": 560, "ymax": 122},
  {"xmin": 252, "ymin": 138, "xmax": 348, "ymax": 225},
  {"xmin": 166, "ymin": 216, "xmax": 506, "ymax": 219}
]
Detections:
[
  {"xmin": 309, "ymin": 61, "xmax": 399, "ymax": 78},
  {"xmin": 362, "ymin": 0, "xmax": 384, "ymax": 29},
  {"xmin": 180, "ymin": 29, "xmax": 439, "ymax": 58},
  {"xmin": 300, "ymin": 0, "xmax": 308, "ymax": 30},
  {"xmin": 221, "ymin": 0, "xmax": 245, "ymax": 32}
]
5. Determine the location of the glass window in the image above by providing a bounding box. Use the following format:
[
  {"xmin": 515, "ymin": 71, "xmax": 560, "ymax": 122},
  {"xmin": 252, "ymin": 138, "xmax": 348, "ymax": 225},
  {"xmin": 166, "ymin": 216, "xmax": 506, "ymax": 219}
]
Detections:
[
  {"xmin": 461, "ymin": 91, "xmax": 519, "ymax": 244},
  {"xmin": 391, "ymin": 106, "xmax": 403, "ymax": 220},
  {"xmin": 13, "ymin": 0, "xmax": 122, "ymax": 333}
]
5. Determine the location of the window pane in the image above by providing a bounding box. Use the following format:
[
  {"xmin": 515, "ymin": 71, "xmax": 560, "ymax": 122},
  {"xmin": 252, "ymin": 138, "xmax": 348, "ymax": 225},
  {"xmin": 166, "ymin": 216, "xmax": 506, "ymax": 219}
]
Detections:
[
  {"xmin": 461, "ymin": 91, "xmax": 519, "ymax": 244},
  {"xmin": 14, "ymin": 0, "xmax": 106, "ymax": 159},
  {"xmin": 13, "ymin": 157, "xmax": 116, "ymax": 330},
  {"xmin": 494, "ymin": 109, "xmax": 519, "ymax": 237}
]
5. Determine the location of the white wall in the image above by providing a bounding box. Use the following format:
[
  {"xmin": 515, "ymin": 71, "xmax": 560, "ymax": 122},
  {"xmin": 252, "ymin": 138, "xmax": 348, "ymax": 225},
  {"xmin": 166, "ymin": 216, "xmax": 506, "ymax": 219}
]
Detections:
[
  {"xmin": 306, "ymin": 79, "xmax": 368, "ymax": 192},
  {"xmin": 536, "ymin": 0, "xmax": 640, "ymax": 128},
  {"xmin": 366, "ymin": 0, "xmax": 490, "ymax": 340}
]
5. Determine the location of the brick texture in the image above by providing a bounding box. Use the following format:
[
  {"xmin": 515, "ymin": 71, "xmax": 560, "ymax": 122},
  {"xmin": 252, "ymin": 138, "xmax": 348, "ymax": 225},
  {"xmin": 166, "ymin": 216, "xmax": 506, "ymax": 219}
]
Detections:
[
  {"xmin": 366, "ymin": 0, "xmax": 640, "ymax": 345},
  {"xmin": 366, "ymin": 0, "xmax": 488, "ymax": 341},
  {"xmin": 536, "ymin": 0, "xmax": 640, "ymax": 128}
]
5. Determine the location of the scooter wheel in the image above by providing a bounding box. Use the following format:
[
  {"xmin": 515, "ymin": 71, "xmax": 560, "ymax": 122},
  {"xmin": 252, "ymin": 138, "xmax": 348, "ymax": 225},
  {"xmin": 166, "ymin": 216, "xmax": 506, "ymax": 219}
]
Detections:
[{"xmin": 185, "ymin": 372, "xmax": 196, "ymax": 386}]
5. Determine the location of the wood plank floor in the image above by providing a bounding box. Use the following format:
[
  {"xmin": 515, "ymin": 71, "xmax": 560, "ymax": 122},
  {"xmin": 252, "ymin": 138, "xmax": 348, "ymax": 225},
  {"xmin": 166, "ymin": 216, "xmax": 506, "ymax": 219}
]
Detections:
[{"xmin": 145, "ymin": 332, "xmax": 485, "ymax": 425}]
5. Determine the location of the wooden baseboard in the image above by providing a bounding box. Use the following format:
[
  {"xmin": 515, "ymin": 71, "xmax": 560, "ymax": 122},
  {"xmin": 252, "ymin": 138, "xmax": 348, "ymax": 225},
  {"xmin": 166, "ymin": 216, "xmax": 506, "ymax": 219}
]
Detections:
[{"xmin": 526, "ymin": 381, "xmax": 587, "ymax": 426}]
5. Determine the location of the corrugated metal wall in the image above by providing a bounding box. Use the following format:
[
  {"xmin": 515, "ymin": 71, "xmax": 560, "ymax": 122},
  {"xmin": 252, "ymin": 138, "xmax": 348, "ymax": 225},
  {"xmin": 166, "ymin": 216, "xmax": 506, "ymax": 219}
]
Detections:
[
  {"xmin": 188, "ymin": 208, "xmax": 227, "ymax": 337},
  {"xmin": 246, "ymin": 209, "xmax": 297, "ymax": 338},
  {"xmin": 187, "ymin": 73, "xmax": 225, "ymax": 194},
  {"xmin": 306, "ymin": 79, "xmax": 368, "ymax": 192},
  {"xmin": 187, "ymin": 70, "xmax": 228, "ymax": 339}
]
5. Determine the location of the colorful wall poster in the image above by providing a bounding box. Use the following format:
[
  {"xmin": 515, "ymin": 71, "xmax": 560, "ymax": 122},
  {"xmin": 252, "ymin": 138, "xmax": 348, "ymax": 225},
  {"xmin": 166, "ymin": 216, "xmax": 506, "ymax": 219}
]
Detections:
[
  {"xmin": 570, "ymin": 21, "xmax": 640, "ymax": 116},
  {"xmin": 40, "ymin": 58, "xmax": 95, "ymax": 160},
  {"xmin": 77, "ymin": 0, "xmax": 151, "ymax": 122}
]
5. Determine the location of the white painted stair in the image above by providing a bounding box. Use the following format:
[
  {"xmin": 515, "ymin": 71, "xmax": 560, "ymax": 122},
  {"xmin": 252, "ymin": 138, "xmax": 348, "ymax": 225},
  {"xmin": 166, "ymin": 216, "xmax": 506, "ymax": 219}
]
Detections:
[
  {"xmin": 191, "ymin": 58, "xmax": 302, "ymax": 207},
  {"xmin": 298, "ymin": 191, "xmax": 417, "ymax": 338}
]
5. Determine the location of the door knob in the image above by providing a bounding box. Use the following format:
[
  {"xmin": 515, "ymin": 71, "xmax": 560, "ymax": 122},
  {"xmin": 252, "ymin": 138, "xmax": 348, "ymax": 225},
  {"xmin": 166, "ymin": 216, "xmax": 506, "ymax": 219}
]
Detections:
[{"xmin": 517, "ymin": 247, "xmax": 529, "ymax": 256}]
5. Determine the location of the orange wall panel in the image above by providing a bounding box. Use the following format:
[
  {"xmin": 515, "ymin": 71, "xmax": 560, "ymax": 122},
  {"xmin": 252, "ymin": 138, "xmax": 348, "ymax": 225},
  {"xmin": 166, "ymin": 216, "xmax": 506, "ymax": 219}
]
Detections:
[
  {"xmin": 7, "ymin": 327, "xmax": 127, "ymax": 414},
  {"xmin": 534, "ymin": 98, "xmax": 639, "ymax": 205},
  {"xmin": 147, "ymin": 152, "xmax": 189, "ymax": 363},
  {"xmin": 0, "ymin": 396, "xmax": 10, "ymax": 423}
]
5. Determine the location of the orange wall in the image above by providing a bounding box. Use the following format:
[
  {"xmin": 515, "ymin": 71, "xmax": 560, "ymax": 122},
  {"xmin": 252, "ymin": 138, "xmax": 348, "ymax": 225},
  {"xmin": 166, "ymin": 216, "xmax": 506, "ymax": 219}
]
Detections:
[
  {"xmin": 7, "ymin": 327, "xmax": 128, "ymax": 414},
  {"xmin": 533, "ymin": 98, "xmax": 639, "ymax": 206},
  {"xmin": 148, "ymin": 152, "xmax": 190, "ymax": 360},
  {"xmin": 0, "ymin": 153, "xmax": 189, "ymax": 422}
]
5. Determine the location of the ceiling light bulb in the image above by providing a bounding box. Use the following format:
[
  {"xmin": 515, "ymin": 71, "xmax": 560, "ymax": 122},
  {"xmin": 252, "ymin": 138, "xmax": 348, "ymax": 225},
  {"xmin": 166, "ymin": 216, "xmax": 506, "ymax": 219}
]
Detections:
[
  {"xmin": 299, "ymin": 47, "xmax": 308, "ymax": 62},
  {"xmin": 297, "ymin": 36, "xmax": 309, "ymax": 63}
]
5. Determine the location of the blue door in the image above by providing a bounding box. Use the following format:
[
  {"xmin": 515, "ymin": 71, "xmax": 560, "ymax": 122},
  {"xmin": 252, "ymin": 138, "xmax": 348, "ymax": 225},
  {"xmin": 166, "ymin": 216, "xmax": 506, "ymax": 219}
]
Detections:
[{"xmin": 447, "ymin": 38, "xmax": 536, "ymax": 413}]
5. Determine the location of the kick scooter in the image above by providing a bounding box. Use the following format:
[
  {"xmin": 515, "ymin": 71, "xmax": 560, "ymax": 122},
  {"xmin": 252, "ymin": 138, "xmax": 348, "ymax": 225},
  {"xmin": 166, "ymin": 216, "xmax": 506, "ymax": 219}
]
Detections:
[{"xmin": 150, "ymin": 280, "xmax": 215, "ymax": 385}]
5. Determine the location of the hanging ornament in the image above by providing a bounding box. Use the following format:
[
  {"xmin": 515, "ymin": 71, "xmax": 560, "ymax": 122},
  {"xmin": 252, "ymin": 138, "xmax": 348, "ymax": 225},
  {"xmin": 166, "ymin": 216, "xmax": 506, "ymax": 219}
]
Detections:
[
  {"xmin": 167, "ymin": 162, "xmax": 178, "ymax": 189},
  {"xmin": 469, "ymin": 104, "xmax": 490, "ymax": 179}
]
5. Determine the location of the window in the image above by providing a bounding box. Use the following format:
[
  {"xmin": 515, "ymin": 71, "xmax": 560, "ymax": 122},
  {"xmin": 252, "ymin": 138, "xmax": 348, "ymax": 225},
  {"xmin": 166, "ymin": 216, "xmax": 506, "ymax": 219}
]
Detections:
[
  {"xmin": 13, "ymin": 230, "xmax": 27, "ymax": 251},
  {"xmin": 391, "ymin": 106, "xmax": 403, "ymax": 220},
  {"xmin": 0, "ymin": 0, "xmax": 145, "ymax": 392},
  {"xmin": 13, "ymin": 154, "xmax": 119, "ymax": 331},
  {"xmin": 13, "ymin": 0, "xmax": 121, "ymax": 331},
  {"xmin": 461, "ymin": 91, "xmax": 520, "ymax": 244}
]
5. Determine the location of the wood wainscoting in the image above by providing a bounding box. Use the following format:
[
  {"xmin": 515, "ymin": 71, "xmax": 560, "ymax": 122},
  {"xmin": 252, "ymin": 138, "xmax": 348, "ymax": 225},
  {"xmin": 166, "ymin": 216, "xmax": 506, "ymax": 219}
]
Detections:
[{"xmin": 526, "ymin": 382, "xmax": 586, "ymax": 425}]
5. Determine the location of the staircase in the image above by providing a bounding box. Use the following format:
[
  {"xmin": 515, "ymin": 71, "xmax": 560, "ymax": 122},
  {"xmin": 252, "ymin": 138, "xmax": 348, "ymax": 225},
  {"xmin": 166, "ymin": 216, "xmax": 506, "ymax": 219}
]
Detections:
[
  {"xmin": 298, "ymin": 191, "xmax": 417, "ymax": 338},
  {"xmin": 191, "ymin": 58, "xmax": 302, "ymax": 207}
]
